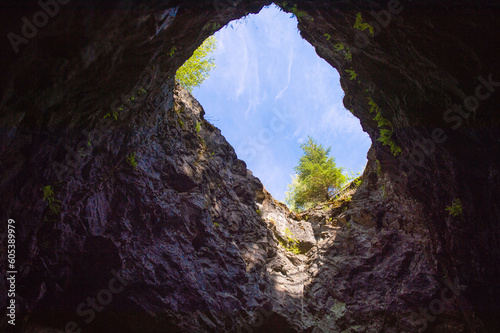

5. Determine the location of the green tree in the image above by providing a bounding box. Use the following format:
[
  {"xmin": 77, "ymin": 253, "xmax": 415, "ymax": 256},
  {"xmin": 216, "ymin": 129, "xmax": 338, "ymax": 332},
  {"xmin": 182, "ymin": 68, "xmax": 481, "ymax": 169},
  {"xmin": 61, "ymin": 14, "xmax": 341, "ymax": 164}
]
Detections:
[
  {"xmin": 285, "ymin": 137, "xmax": 346, "ymax": 211},
  {"xmin": 175, "ymin": 36, "xmax": 217, "ymax": 92}
]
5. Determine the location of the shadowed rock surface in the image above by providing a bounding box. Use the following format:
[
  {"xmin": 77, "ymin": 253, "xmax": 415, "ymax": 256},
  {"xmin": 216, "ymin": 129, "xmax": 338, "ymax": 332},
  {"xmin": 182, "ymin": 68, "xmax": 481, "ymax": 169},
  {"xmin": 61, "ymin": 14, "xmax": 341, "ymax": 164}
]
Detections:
[{"xmin": 1, "ymin": 0, "xmax": 499, "ymax": 332}]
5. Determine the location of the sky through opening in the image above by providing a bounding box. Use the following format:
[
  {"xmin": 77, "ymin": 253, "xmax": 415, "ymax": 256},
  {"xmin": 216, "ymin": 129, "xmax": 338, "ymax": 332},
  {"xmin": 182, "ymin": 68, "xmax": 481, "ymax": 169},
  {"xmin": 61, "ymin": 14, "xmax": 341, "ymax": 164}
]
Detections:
[{"xmin": 192, "ymin": 4, "xmax": 371, "ymax": 201}]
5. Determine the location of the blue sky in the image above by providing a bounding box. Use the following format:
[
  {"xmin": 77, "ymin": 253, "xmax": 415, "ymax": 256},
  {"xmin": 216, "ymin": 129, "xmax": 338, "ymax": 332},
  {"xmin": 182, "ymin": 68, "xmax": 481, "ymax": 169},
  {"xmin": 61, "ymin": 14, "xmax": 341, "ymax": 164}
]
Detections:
[{"xmin": 192, "ymin": 4, "xmax": 371, "ymax": 202}]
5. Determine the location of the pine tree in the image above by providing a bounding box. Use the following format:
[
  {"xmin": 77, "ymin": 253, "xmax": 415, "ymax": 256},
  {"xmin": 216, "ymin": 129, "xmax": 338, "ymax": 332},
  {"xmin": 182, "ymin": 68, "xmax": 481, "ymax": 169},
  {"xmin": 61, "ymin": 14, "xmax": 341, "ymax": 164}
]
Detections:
[
  {"xmin": 285, "ymin": 137, "xmax": 346, "ymax": 211},
  {"xmin": 175, "ymin": 36, "xmax": 217, "ymax": 92}
]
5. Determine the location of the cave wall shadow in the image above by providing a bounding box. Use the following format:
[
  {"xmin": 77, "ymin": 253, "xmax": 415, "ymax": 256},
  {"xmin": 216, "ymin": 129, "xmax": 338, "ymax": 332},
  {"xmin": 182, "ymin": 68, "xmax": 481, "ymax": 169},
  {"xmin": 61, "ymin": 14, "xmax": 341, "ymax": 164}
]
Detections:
[{"xmin": 0, "ymin": 0, "xmax": 500, "ymax": 332}]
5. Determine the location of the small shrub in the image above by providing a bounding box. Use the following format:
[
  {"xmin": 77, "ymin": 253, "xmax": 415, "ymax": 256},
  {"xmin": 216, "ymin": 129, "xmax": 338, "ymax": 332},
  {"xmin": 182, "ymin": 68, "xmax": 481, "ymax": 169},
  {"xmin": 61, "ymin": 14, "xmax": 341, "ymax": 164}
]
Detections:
[
  {"xmin": 377, "ymin": 128, "xmax": 402, "ymax": 156},
  {"xmin": 103, "ymin": 111, "xmax": 118, "ymax": 120},
  {"xmin": 168, "ymin": 46, "xmax": 177, "ymax": 57},
  {"xmin": 43, "ymin": 185, "xmax": 61, "ymax": 215},
  {"xmin": 279, "ymin": 228, "xmax": 301, "ymax": 254},
  {"xmin": 381, "ymin": 185, "xmax": 387, "ymax": 198},
  {"xmin": 203, "ymin": 22, "xmax": 221, "ymax": 31},
  {"xmin": 127, "ymin": 152, "xmax": 138, "ymax": 169},
  {"xmin": 177, "ymin": 118, "xmax": 184, "ymax": 127},
  {"xmin": 353, "ymin": 12, "xmax": 374, "ymax": 36},
  {"xmin": 376, "ymin": 160, "xmax": 382, "ymax": 176},
  {"xmin": 446, "ymin": 199, "xmax": 463, "ymax": 217},
  {"xmin": 176, "ymin": 36, "xmax": 216, "ymax": 92},
  {"xmin": 333, "ymin": 42, "xmax": 344, "ymax": 52},
  {"xmin": 367, "ymin": 97, "xmax": 401, "ymax": 156},
  {"xmin": 289, "ymin": 4, "xmax": 313, "ymax": 22},
  {"xmin": 373, "ymin": 110, "xmax": 391, "ymax": 128},
  {"xmin": 195, "ymin": 121, "xmax": 201, "ymax": 133},
  {"xmin": 287, "ymin": 243, "xmax": 301, "ymax": 255},
  {"xmin": 367, "ymin": 97, "xmax": 381, "ymax": 114},
  {"xmin": 344, "ymin": 50, "xmax": 352, "ymax": 61},
  {"xmin": 345, "ymin": 68, "xmax": 358, "ymax": 81},
  {"xmin": 353, "ymin": 177, "xmax": 363, "ymax": 187}
]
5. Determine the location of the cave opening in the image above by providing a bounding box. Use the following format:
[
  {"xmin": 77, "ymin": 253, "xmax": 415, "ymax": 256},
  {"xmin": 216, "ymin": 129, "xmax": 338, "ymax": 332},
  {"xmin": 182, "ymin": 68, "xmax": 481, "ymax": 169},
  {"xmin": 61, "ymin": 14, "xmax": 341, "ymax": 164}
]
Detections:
[
  {"xmin": 189, "ymin": 4, "xmax": 371, "ymax": 203},
  {"xmin": 3, "ymin": 1, "xmax": 500, "ymax": 332}
]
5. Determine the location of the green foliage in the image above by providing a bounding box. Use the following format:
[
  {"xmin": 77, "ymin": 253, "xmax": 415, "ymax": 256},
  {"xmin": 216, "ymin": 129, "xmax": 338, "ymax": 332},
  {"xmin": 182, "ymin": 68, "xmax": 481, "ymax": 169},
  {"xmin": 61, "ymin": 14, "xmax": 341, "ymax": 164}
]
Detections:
[
  {"xmin": 103, "ymin": 111, "xmax": 118, "ymax": 120},
  {"xmin": 376, "ymin": 160, "xmax": 382, "ymax": 176},
  {"xmin": 373, "ymin": 109, "xmax": 391, "ymax": 128},
  {"xmin": 344, "ymin": 50, "xmax": 352, "ymax": 62},
  {"xmin": 289, "ymin": 4, "xmax": 313, "ymax": 22},
  {"xmin": 381, "ymin": 185, "xmax": 387, "ymax": 198},
  {"xmin": 256, "ymin": 209, "xmax": 262, "ymax": 216},
  {"xmin": 353, "ymin": 177, "xmax": 363, "ymax": 187},
  {"xmin": 333, "ymin": 42, "xmax": 344, "ymax": 52},
  {"xmin": 176, "ymin": 36, "xmax": 217, "ymax": 92},
  {"xmin": 203, "ymin": 22, "xmax": 221, "ymax": 31},
  {"xmin": 285, "ymin": 137, "xmax": 346, "ymax": 211},
  {"xmin": 279, "ymin": 228, "xmax": 301, "ymax": 254},
  {"xmin": 446, "ymin": 199, "xmax": 463, "ymax": 217},
  {"xmin": 345, "ymin": 68, "xmax": 358, "ymax": 80},
  {"xmin": 353, "ymin": 12, "xmax": 374, "ymax": 35},
  {"xmin": 367, "ymin": 97, "xmax": 381, "ymax": 114},
  {"xmin": 195, "ymin": 121, "xmax": 201, "ymax": 133},
  {"xmin": 213, "ymin": 222, "xmax": 220, "ymax": 227},
  {"xmin": 127, "ymin": 152, "xmax": 138, "ymax": 169},
  {"xmin": 333, "ymin": 42, "xmax": 352, "ymax": 61},
  {"xmin": 43, "ymin": 185, "xmax": 61, "ymax": 215},
  {"xmin": 168, "ymin": 46, "xmax": 177, "ymax": 57},
  {"xmin": 367, "ymin": 97, "xmax": 402, "ymax": 156},
  {"xmin": 177, "ymin": 117, "xmax": 184, "ymax": 127},
  {"xmin": 324, "ymin": 33, "xmax": 331, "ymax": 40},
  {"xmin": 377, "ymin": 128, "xmax": 402, "ymax": 156}
]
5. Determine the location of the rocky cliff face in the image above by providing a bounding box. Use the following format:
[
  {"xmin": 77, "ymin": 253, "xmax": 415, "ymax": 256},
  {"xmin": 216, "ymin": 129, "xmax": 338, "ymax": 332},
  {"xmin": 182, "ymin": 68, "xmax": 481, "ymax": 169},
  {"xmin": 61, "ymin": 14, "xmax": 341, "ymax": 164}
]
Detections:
[{"xmin": 1, "ymin": 0, "xmax": 499, "ymax": 332}]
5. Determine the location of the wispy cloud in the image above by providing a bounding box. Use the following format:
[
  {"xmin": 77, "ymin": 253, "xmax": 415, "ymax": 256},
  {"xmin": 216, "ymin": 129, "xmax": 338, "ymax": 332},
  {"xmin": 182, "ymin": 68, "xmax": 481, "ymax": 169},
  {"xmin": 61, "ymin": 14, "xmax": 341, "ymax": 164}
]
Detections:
[
  {"xmin": 275, "ymin": 48, "xmax": 294, "ymax": 100},
  {"xmin": 235, "ymin": 38, "xmax": 249, "ymax": 98}
]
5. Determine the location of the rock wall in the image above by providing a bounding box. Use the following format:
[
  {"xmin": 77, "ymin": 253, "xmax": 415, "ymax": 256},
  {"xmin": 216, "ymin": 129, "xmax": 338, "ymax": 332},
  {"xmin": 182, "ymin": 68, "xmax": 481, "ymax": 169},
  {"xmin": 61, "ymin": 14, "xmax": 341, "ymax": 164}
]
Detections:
[{"xmin": 1, "ymin": 0, "xmax": 499, "ymax": 332}]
